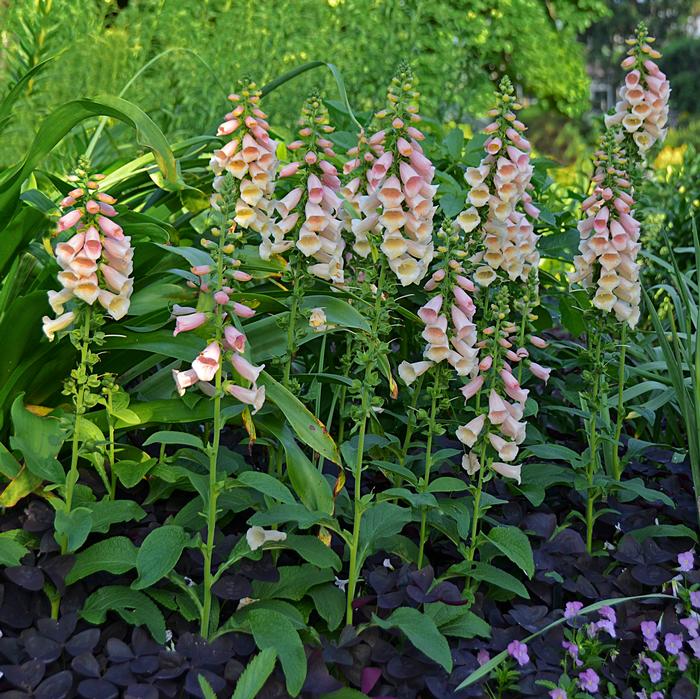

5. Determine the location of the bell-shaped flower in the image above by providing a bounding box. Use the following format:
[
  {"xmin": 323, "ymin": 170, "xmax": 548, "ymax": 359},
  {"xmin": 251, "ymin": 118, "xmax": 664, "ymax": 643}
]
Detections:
[{"xmin": 192, "ymin": 341, "xmax": 221, "ymax": 382}]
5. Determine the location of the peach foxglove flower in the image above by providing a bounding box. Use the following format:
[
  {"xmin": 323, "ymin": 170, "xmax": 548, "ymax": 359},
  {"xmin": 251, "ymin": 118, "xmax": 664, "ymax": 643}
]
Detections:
[
  {"xmin": 488, "ymin": 433, "xmax": 519, "ymax": 462},
  {"xmin": 42, "ymin": 311, "xmax": 76, "ymax": 341},
  {"xmin": 226, "ymin": 384, "xmax": 266, "ymax": 414},
  {"xmin": 192, "ymin": 341, "xmax": 221, "ymax": 382},
  {"xmin": 456, "ymin": 414, "xmax": 486, "ymax": 448},
  {"xmin": 491, "ymin": 461, "xmax": 522, "ymax": 484},
  {"xmin": 172, "ymin": 368, "xmax": 199, "ymax": 396},
  {"xmin": 398, "ymin": 360, "xmax": 433, "ymax": 386},
  {"xmin": 224, "ymin": 326, "xmax": 247, "ymax": 352},
  {"xmin": 309, "ymin": 307, "xmax": 329, "ymax": 332},
  {"xmin": 488, "ymin": 390, "xmax": 509, "ymax": 425},
  {"xmin": 461, "ymin": 452, "xmax": 481, "ymax": 475}
]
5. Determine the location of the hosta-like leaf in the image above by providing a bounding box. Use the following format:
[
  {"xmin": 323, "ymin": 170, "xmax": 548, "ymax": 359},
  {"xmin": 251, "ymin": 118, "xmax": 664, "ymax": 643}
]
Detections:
[
  {"xmin": 133, "ymin": 525, "xmax": 189, "ymax": 589},
  {"xmin": 485, "ymin": 526, "xmax": 534, "ymax": 578},
  {"xmin": 66, "ymin": 536, "xmax": 138, "ymax": 584}
]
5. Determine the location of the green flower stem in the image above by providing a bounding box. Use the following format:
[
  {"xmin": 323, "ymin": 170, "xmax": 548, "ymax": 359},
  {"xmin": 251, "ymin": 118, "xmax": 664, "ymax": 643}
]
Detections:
[
  {"xmin": 417, "ymin": 374, "xmax": 440, "ymax": 569},
  {"xmin": 467, "ymin": 441, "xmax": 489, "ymax": 564},
  {"xmin": 612, "ymin": 323, "xmax": 628, "ymax": 481},
  {"xmin": 335, "ymin": 336, "xmax": 354, "ymax": 445},
  {"xmin": 283, "ymin": 267, "xmax": 301, "ymax": 390},
  {"xmin": 585, "ymin": 327, "xmax": 604, "ymax": 554},
  {"xmin": 107, "ymin": 391, "xmax": 117, "ymax": 500},
  {"xmin": 345, "ymin": 372, "xmax": 371, "ymax": 626},
  {"xmin": 400, "ymin": 373, "xmax": 425, "ymax": 468},
  {"xmin": 345, "ymin": 259, "xmax": 387, "ymax": 626},
  {"xmin": 61, "ymin": 304, "xmax": 92, "ymax": 554},
  {"xmin": 200, "ymin": 228, "xmax": 227, "ymax": 640},
  {"xmin": 314, "ymin": 333, "xmax": 327, "ymax": 469}
]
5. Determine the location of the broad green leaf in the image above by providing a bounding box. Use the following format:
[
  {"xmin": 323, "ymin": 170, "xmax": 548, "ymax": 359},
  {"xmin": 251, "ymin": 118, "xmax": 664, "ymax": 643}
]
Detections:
[
  {"xmin": 237, "ymin": 471, "xmax": 296, "ymax": 505},
  {"xmin": 9, "ymin": 396, "xmax": 65, "ymax": 483},
  {"xmin": 0, "ymin": 531, "xmax": 29, "ymax": 566},
  {"xmin": 629, "ymin": 524, "xmax": 697, "ymax": 542},
  {"xmin": 86, "ymin": 499, "xmax": 146, "ymax": 534},
  {"xmin": 309, "ymin": 583, "xmax": 345, "ymax": 631},
  {"xmin": 425, "ymin": 603, "xmax": 491, "ymax": 639},
  {"xmin": 358, "ymin": 502, "xmax": 410, "ymax": 568},
  {"xmin": 133, "ymin": 525, "xmax": 189, "ymax": 589},
  {"xmin": 277, "ymin": 534, "xmax": 341, "ymax": 570},
  {"xmin": 252, "ymin": 564, "xmax": 333, "ymax": 601},
  {"xmin": 0, "ymin": 94, "xmax": 181, "ymax": 229},
  {"xmin": 257, "ymin": 416, "xmax": 334, "ymax": 515},
  {"xmin": 373, "ymin": 607, "xmax": 452, "ymax": 672},
  {"xmin": 54, "ymin": 507, "xmax": 93, "ymax": 553},
  {"xmin": 526, "ymin": 443, "xmax": 583, "ymax": 467},
  {"xmin": 448, "ymin": 560, "xmax": 529, "ymax": 599},
  {"xmin": 143, "ymin": 430, "xmax": 204, "ymax": 450},
  {"xmin": 0, "ymin": 442, "xmax": 21, "ymax": 479},
  {"xmin": 428, "ymin": 476, "xmax": 468, "ymax": 493},
  {"xmin": 113, "ymin": 458, "xmax": 158, "ymax": 488},
  {"xmin": 231, "ymin": 647, "xmax": 278, "ymax": 699},
  {"xmin": 486, "ymin": 526, "xmax": 534, "ymax": 578},
  {"xmin": 613, "ymin": 477, "xmax": 674, "ymax": 507},
  {"xmin": 66, "ymin": 536, "xmax": 138, "ymax": 584},
  {"xmin": 81, "ymin": 585, "xmax": 166, "ymax": 643},
  {"xmin": 258, "ymin": 371, "xmax": 340, "ymax": 464},
  {"xmin": 300, "ymin": 295, "xmax": 370, "ymax": 331},
  {"xmin": 248, "ymin": 608, "xmax": 306, "ymax": 696}
]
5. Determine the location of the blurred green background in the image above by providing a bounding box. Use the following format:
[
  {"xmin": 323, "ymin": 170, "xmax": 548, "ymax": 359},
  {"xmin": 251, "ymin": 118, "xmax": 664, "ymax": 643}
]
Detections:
[{"xmin": 1, "ymin": 0, "xmax": 699, "ymax": 192}]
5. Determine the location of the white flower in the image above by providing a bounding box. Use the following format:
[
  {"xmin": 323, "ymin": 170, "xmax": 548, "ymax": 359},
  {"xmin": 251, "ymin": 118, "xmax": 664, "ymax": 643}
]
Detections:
[{"xmin": 246, "ymin": 526, "xmax": 287, "ymax": 551}]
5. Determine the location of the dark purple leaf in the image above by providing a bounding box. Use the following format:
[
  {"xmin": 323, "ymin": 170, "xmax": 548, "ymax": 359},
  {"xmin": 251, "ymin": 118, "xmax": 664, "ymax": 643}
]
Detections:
[
  {"xmin": 71, "ymin": 653, "xmax": 101, "ymax": 678},
  {"xmin": 34, "ymin": 671, "xmax": 73, "ymax": 699},
  {"xmin": 361, "ymin": 667, "xmax": 382, "ymax": 694},
  {"xmin": 77, "ymin": 679, "xmax": 119, "ymax": 699},
  {"xmin": 4, "ymin": 568, "xmax": 44, "ymax": 593},
  {"xmin": 211, "ymin": 574, "xmax": 251, "ymax": 601},
  {"xmin": 0, "ymin": 660, "xmax": 45, "ymax": 691},
  {"xmin": 65, "ymin": 629, "xmax": 100, "ymax": 657},
  {"xmin": 23, "ymin": 635, "xmax": 62, "ymax": 663},
  {"xmin": 124, "ymin": 685, "xmax": 159, "ymax": 699},
  {"xmin": 36, "ymin": 614, "xmax": 77, "ymax": 643}
]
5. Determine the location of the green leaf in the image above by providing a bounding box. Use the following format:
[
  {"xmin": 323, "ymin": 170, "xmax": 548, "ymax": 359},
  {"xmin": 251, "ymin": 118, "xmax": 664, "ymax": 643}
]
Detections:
[
  {"xmin": 54, "ymin": 507, "xmax": 93, "ymax": 553},
  {"xmin": 257, "ymin": 416, "xmax": 334, "ymax": 515},
  {"xmin": 248, "ymin": 608, "xmax": 306, "ymax": 696},
  {"xmin": 444, "ymin": 127, "xmax": 464, "ymax": 158},
  {"xmin": 0, "ymin": 531, "xmax": 29, "ymax": 566},
  {"xmin": 629, "ymin": 524, "xmax": 698, "ymax": 542},
  {"xmin": 278, "ymin": 534, "xmax": 341, "ymax": 570},
  {"xmin": 451, "ymin": 561, "xmax": 529, "ymax": 599},
  {"xmin": 252, "ymin": 564, "xmax": 333, "ymax": 601},
  {"xmin": 143, "ymin": 430, "xmax": 204, "ymax": 450},
  {"xmin": 0, "ymin": 57, "xmax": 55, "ymax": 135},
  {"xmin": 66, "ymin": 536, "xmax": 138, "ymax": 584},
  {"xmin": 425, "ymin": 602, "xmax": 491, "ymax": 639},
  {"xmin": 309, "ymin": 583, "xmax": 345, "ymax": 631},
  {"xmin": 358, "ymin": 503, "xmax": 410, "ymax": 569},
  {"xmin": 197, "ymin": 675, "xmax": 218, "ymax": 699},
  {"xmin": 373, "ymin": 607, "xmax": 452, "ymax": 672},
  {"xmin": 258, "ymin": 372, "xmax": 339, "ymax": 464},
  {"xmin": 231, "ymin": 647, "xmax": 278, "ymax": 699},
  {"xmin": 81, "ymin": 585, "xmax": 166, "ymax": 643},
  {"xmin": 300, "ymin": 295, "xmax": 370, "ymax": 331},
  {"xmin": 427, "ymin": 476, "xmax": 468, "ymax": 493},
  {"xmin": 485, "ymin": 526, "xmax": 534, "ymax": 578},
  {"xmin": 613, "ymin": 477, "xmax": 674, "ymax": 507},
  {"xmin": 0, "ymin": 442, "xmax": 21, "ymax": 479},
  {"xmin": 133, "ymin": 525, "xmax": 189, "ymax": 589},
  {"xmin": 9, "ymin": 396, "xmax": 65, "ymax": 482},
  {"xmin": 86, "ymin": 499, "xmax": 146, "ymax": 534},
  {"xmin": 113, "ymin": 458, "xmax": 158, "ymax": 488},
  {"xmin": 526, "ymin": 443, "xmax": 583, "ymax": 466},
  {"xmin": 237, "ymin": 471, "xmax": 296, "ymax": 505}
]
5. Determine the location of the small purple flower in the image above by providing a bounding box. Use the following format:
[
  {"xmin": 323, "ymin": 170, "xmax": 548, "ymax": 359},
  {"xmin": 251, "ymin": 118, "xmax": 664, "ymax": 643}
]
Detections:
[
  {"xmin": 640, "ymin": 620, "xmax": 659, "ymax": 651},
  {"xmin": 678, "ymin": 549, "xmax": 695, "ymax": 572},
  {"xmin": 643, "ymin": 657, "xmax": 663, "ymax": 684},
  {"xmin": 599, "ymin": 605, "xmax": 616, "ymax": 623},
  {"xmin": 578, "ymin": 668, "xmax": 600, "ymax": 693},
  {"xmin": 681, "ymin": 616, "xmax": 699, "ymax": 638},
  {"xmin": 549, "ymin": 690, "xmax": 567, "ymax": 699},
  {"xmin": 664, "ymin": 632, "xmax": 683, "ymax": 655},
  {"xmin": 564, "ymin": 601, "xmax": 584, "ymax": 619},
  {"xmin": 651, "ymin": 694, "xmax": 664, "ymax": 699},
  {"xmin": 476, "ymin": 649, "xmax": 490, "ymax": 666},
  {"xmin": 690, "ymin": 636, "xmax": 700, "ymax": 659},
  {"xmin": 507, "ymin": 639, "xmax": 529, "ymax": 667},
  {"xmin": 562, "ymin": 640, "xmax": 583, "ymax": 667},
  {"xmin": 588, "ymin": 619, "xmax": 616, "ymax": 638},
  {"xmin": 690, "ymin": 590, "xmax": 700, "ymax": 608},
  {"xmin": 678, "ymin": 651, "xmax": 689, "ymax": 671}
]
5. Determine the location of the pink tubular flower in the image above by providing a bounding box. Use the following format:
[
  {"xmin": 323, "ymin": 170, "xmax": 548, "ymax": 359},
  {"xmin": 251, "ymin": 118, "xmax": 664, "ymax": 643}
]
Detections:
[
  {"xmin": 488, "ymin": 390, "xmax": 509, "ymax": 425},
  {"xmin": 226, "ymin": 383, "xmax": 266, "ymax": 414},
  {"xmin": 529, "ymin": 361, "xmax": 551, "ymax": 383},
  {"xmin": 231, "ymin": 352, "xmax": 265, "ymax": 383},
  {"xmin": 232, "ymin": 302, "xmax": 256, "ymax": 319},
  {"xmin": 461, "ymin": 375, "xmax": 485, "ymax": 400},
  {"xmin": 172, "ymin": 368, "xmax": 199, "ymax": 396},
  {"xmin": 224, "ymin": 326, "xmax": 246, "ymax": 352},
  {"xmin": 57, "ymin": 209, "xmax": 83, "ymax": 231},
  {"xmin": 192, "ymin": 341, "xmax": 221, "ymax": 382},
  {"xmin": 174, "ymin": 312, "xmax": 207, "ymax": 336}
]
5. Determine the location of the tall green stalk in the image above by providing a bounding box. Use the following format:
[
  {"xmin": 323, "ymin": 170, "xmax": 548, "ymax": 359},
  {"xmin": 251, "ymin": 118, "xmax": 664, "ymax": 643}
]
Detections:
[
  {"xmin": 585, "ymin": 327, "xmax": 603, "ymax": 554},
  {"xmin": 417, "ymin": 373, "xmax": 441, "ymax": 569},
  {"xmin": 199, "ymin": 220, "xmax": 226, "ymax": 639},
  {"xmin": 61, "ymin": 305, "xmax": 92, "ymax": 554},
  {"xmin": 612, "ymin": 323, "xmax": 627, "ymax": 481}
]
